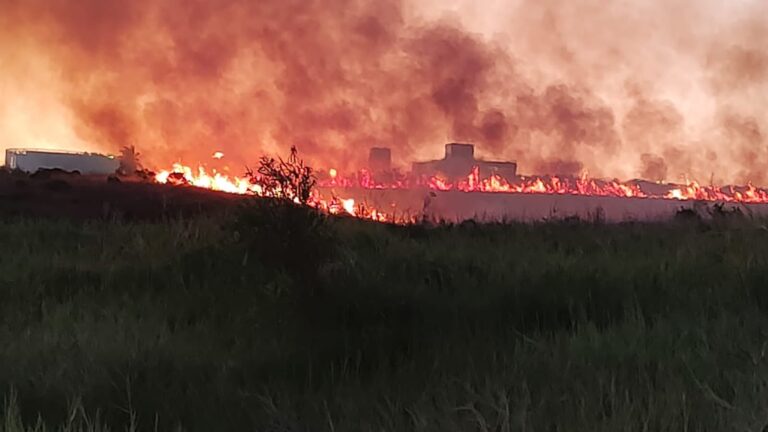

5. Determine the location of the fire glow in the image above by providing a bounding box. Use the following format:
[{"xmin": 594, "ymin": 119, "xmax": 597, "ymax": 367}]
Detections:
[
  {"xmin": 155, "ymin": 161, "xmax": 398, "ymax": 223},
  {"xmin": 155, "ymin": 155, "xmax": 768, "ymax": 224},
  {"xmin": 319, "ymin": 166, "xmax": 768, "ymax": 203}
]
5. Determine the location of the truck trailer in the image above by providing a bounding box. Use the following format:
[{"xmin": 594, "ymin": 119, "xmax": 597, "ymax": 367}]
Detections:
[{"xmin": 5, "ymin": 148, "xmax": 119, "ymax": 175}]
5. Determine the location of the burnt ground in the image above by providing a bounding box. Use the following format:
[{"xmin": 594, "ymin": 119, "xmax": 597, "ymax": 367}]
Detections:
[{"xmin": 0, "ymin": 170, "xmax": 244, "ymax": 222}]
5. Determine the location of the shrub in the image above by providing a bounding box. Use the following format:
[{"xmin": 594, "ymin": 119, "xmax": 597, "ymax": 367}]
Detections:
[
  {"xmin": 234, "ymin": 148, "xmax": 335, "ymax": 297},
  {"xmin": 232, "ymin": 199, "xmax": 337, "ymax": 297},
  {"xmin": 246, "ymin": 146, "xmax": 316, "ymax": 205}
]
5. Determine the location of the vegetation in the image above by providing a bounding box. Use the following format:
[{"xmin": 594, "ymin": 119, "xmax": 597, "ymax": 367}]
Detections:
[
  {"xmin": 247, "ymin": 146, "xmax": 317, "ymax": 205},
  {"xmin": 2, "ymin": 206, "xmax": 768, "ymax": 431},
  {"xmin": 117, "ymin": 146, "xmax": 141, "ymax": 176}
]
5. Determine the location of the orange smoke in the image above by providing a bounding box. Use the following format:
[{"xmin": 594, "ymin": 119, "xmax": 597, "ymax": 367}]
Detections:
[{"xmin": 0, "ymin": 0, "xmax": 766, "ymax": 185}]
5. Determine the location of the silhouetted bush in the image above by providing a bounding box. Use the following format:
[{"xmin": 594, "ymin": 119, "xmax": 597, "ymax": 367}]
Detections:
[
  {"xmin": 232, "ymin": 199, "xmax": 337, "ymax": 297},
  {"xmin": 232, "ymin": 147, "xmax": 336, "ymax": 296},
  {"xmin": 246, "ymin": 146, "xmax": 316, "ymax": 205}
]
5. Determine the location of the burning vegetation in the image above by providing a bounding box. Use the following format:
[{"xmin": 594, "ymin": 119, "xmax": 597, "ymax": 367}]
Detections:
[
  {"xmin": 155, "ymin": 144, "xmax": 768, "ymax": 224},
  {"xmin": 4, "ymin": 3, "xmax": 768, "ymax": 429},
  {"xmin": 2, "ymin": 0, "xmax": 766, "ymax": 223},
  {"xmin": 1, "ymin": 0, "xmax": 767, "ymax": 185}
]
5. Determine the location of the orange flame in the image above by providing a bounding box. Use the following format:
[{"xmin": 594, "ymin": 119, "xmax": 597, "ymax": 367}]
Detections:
[
  {"xmin": 156, "ymin": 162, "xmax": 768, "ymax": 223},
  {"xmin": 665, "ymin": 182, "xmax": 768, "ymax": 203},
  {"xmin": 155, "ymin": 164, "xmax": 408, "ymax": 223}
]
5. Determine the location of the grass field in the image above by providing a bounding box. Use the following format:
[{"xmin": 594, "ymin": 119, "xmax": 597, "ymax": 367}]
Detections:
[{"xmin": 1, "ymin": 201, "xmax": 768, "ymax": 431}]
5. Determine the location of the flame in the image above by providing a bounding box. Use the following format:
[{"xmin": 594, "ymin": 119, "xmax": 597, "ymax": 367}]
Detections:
[
  {"xmin": 338, "ymin": 198, "xmax": 352, "ymax": 215},
  {"xmin": 665, "ymin": 182, "xmax": 768, "ymax": 203},
  {"xmin": 155, "ymin": 163, "xmax": 408, "ymax": 223},
  {"xmin": 314, "ymin": 166, "xmax": 768, "ymax": 204},
  {"xmin": 156, "ymin": 163, "xmax": 254, "ymax": 194},
  {"xmin": 156, "ymin": 162, "xmax": 768, "ymax": 224}
]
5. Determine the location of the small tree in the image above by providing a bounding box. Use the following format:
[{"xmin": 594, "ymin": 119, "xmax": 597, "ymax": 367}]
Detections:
[
  {"xmin": 247, "ymin": 146, "xmax": 316, "ymax": 204},
  {"xmin": 118, "ymin": 145, "xmax": 141, "ymax": 175}
]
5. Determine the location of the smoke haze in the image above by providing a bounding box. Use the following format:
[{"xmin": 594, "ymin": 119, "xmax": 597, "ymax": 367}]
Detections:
[{"xmin": 0, "ymin": 0, "xmax": 766, "ymax": 184}]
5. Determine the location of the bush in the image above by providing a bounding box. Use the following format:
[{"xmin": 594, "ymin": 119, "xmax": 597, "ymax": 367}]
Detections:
[
  {"xmin": 246, "ymin": 146, "xmax": 316, "ymax": 205},
  {"xmin": 231, "ymin": 147, "xmax": 336, "ymax": 297},
  {"xmin": 232, "ymin": 199, "xmax": 338, "ymax": 297}
]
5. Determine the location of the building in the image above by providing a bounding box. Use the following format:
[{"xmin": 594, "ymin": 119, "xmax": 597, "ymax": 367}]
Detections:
[
  {"xmin": 5, "ymin": 148, "xmax": 120, "ymax": 175},
  {"xmin": 411, "ymin": 143, "xmax": 517, "ymax": 180},
  {"xmin": 368, "ymin": 147, "xmax": 392, "ymax": 173}
]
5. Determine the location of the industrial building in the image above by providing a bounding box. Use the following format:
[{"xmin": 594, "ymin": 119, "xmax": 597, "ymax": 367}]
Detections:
[
  {"xmin": 411, "ymin": 143, "xmax": 517, "ymax": 180},
  {"xmin": 5, "ymin": 148, "xmax": 120, "ymax": 175},
  {"xmin": 368, "ymin": 147, "xmax": 392, "ymax": 173}
]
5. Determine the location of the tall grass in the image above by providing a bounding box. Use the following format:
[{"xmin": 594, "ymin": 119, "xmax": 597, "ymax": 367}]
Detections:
[{"xmin": 2, "ymin": 208, "xmax": 768, "ymax": 431}]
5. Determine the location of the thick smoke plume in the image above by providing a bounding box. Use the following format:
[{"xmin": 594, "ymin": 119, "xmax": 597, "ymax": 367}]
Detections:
[{"xmin": 0, "ymin": 0, "xmax": 766, "ymax": 184}]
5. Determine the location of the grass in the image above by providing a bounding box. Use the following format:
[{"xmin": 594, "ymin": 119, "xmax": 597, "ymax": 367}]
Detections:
[{"xmin": 1, "ymin": 204, "xmax": 768, "ymax": 430}]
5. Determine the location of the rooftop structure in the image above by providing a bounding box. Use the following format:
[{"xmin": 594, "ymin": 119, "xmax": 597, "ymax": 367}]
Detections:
[
  {"xmin": 368, "ymin": 147, "xmax": 392, "ymax": 173},
  {"xmin": 412, "ymin": 143, "xmax": 517, "ymax": 180}
]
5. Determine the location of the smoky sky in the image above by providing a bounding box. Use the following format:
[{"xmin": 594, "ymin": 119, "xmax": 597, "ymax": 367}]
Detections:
[{"xmin": 0, "ymin": 0, "xmax": 766, "ymax": 184}]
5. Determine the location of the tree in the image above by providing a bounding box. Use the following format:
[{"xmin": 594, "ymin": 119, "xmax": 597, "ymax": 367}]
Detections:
[{"xmin": 118, "ymin": 145, "xmax": 141, "ymax": 176}]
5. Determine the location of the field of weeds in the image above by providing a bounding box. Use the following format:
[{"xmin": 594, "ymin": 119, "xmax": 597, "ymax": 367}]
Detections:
[{"xmin": 1, "ymin": 202, "xmax": 768, "ymax": 431}]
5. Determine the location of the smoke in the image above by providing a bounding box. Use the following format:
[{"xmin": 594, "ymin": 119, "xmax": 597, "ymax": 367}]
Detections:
[
  {"xmin": 534, "ymin": 159, "xmax": 584, "ymax": 178},
  {"xmin": 639, "ymin": 154, "xmax": 668, "ymax": 183},
  {"xmin": 0, "ymin": 0, "xmax": 766, "ymax": 184}
]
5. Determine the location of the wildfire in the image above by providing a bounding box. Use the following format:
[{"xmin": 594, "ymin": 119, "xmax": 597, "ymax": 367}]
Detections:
[
  {"xmin": 665, "ymin": 182, "xmax": 768, "ymax": 203},
  {"xmin": 156, "ymin": 163, "xmax": 256, "ymax": 195},
  {"xmin": 154, "ymin": 163, "xmax": 408, "ymax": 223},
  {"xmin": 315, "ymin": 166, "xmax": 768, "ymax": 203},
  {"xmin": 155, "ymin": 161, "xmax": 768, "ymax": 224},
  {"xmin": 423, "ymin": 167, "xmax": 647, "ymax": 198}
]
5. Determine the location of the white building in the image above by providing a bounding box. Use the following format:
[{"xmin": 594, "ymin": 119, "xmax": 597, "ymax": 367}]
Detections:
[{"xmin": 5, "ymin": 148, "xmax": 119, "ymax": 175}]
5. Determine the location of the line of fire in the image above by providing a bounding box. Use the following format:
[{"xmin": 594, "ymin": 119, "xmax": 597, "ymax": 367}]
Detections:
[
  {"xmin": 6, "ymin": 143, "xmax": 768, "ymax": 224},
  {"xmin": 155, "ymin": 142, "xmax": 768, "ymax": 223}
]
